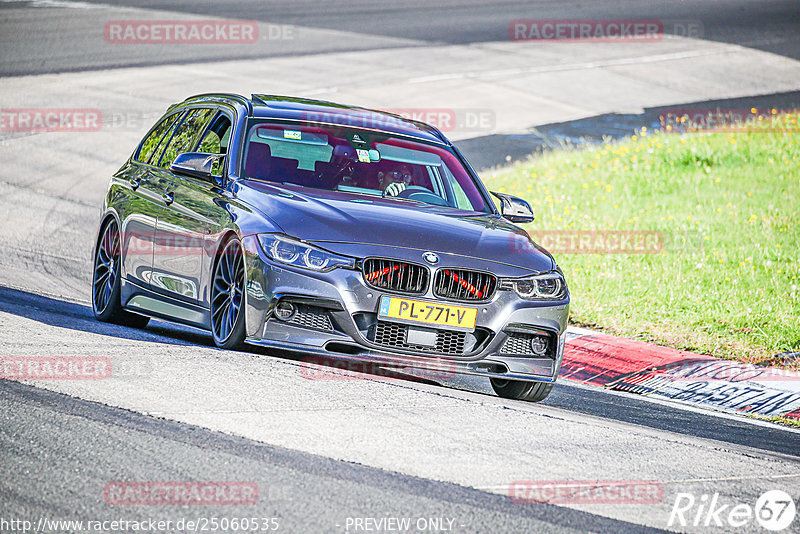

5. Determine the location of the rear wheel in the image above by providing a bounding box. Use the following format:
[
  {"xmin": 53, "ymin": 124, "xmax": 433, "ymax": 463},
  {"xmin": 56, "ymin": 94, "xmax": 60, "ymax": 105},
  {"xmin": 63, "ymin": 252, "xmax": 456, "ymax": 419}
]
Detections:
[
  {"xmin": 490, "ymin": 378, "xmax": 553, "ymax": 402},
  {"xmin": 210, "ymin": 237, "xmax": 246, "ymax": 350},
  {"xmin": 92, "ymin": 218, "xmax": 149, "ymax": 328}
]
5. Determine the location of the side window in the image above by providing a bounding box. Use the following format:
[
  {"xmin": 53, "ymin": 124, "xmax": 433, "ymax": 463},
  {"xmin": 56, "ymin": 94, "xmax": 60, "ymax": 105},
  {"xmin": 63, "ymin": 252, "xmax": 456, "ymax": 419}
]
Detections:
[
  {"xmin": 147, "ymin": 111, "xmax": 184, "ymax": 166},
  {"xmin": 442, "ymin": 166, "xmax": 472, "ymax": 210},
  {"xmin": 157, "ymin": 108, "xmax": 215, "ymax": 169},
  {"xmin": 198, "ymin": 131, "xmax": 220, "ymax": 153},
  {"xmin": 196, "ymin": 112, "xmax": 233, "ymax": 176},
  {"xmin": 451, "ymin": 179, "xmax": 473, "ymax": 210},
  {"xmin": 136, "ymin": 112, "xmax": 180, "ymax": 164}
]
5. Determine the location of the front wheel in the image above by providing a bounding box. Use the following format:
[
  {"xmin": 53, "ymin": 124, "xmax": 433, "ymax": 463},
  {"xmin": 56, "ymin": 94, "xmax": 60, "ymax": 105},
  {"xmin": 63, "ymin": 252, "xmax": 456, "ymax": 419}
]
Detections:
[
  {"xmin": 210, "ymin": 237, "xmax": 246, "ymax": 350},
  {"xmin": 490, "ymin": 378, "xmax": 553, "ymax": 402}
]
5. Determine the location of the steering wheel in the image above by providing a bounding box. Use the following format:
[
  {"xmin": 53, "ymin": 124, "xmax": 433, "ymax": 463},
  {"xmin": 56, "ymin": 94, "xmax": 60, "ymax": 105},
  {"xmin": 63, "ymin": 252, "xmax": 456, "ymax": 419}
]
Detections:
[
  {"xmin": 395, "ymin": 186, "xmax": 449, "ymax": 206},
  {"xmin": 394, "ymin": 185, "xmax": 430, "ymax": 198}
]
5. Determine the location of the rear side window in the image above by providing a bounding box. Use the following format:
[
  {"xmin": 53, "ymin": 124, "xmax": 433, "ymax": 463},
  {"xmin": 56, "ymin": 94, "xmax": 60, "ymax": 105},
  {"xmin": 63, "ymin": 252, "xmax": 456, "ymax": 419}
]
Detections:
[
  {"xmin": 136, "ymin": 112, "xmax": 181, "ymax": 164},
  {"xmin": 157, "ymin": 108, "xmax": 215, "ymax": 169},
  {"xmin": 148, "ymin": 115, "xmax": 183, "ymax": 166}
]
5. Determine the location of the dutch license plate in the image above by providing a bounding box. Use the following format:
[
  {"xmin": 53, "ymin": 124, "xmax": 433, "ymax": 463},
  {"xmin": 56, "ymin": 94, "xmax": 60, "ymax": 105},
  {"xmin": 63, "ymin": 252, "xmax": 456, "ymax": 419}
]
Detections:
[{"xmin": 378, "ymin": 296, "xmax": 477, "ymax": 331}]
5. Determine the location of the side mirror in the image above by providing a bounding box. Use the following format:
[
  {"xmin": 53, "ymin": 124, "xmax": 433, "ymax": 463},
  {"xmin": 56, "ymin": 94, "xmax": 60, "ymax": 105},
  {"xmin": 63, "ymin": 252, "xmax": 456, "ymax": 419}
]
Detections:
[
  {"xmin": 491, "ymin": 192, "xmax": 535, "ymax": 223},
  {"xmin": 170, "ymin": 152, "xmax": 223, "ymax": 182}
]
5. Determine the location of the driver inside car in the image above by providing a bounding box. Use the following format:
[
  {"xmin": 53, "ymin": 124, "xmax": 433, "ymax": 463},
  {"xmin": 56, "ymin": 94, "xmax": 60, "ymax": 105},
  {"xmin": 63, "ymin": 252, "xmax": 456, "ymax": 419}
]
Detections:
[{"xmin": 379, "ymin": 164, "xmax": 414, "ymax": 197}]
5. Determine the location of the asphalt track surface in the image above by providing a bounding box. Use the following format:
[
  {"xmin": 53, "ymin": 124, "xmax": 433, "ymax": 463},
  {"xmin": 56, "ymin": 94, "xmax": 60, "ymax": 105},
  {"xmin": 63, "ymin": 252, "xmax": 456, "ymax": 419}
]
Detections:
[
  {"xmin": 1, "ymin": 0, "xmax": 799, "ymax": 76},
  {"xmin": 1, "ymin": 380, "xmax": 666, "ymax": 534},
  {"xmin": 2, "ymin": 1, "xmax": 800, "ymax": 532},
  {"xmin": 2, "ymin": 285, "xmax": 800, "ymax": 533}
]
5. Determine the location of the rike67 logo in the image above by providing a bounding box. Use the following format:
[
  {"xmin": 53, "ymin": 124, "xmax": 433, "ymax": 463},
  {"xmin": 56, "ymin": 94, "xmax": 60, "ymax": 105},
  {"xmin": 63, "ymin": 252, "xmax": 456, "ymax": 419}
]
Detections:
[{"xmin": 669, "ymin": 490, "xmax": 796, "ymax": 531}]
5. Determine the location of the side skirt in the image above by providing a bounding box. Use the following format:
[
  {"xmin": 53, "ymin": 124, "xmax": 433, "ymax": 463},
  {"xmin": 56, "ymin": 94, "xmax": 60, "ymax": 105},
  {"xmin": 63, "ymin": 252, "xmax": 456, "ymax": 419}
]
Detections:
[{"xmin": 121, "ymin": 278, "xmax": 210, "ymax": 330}]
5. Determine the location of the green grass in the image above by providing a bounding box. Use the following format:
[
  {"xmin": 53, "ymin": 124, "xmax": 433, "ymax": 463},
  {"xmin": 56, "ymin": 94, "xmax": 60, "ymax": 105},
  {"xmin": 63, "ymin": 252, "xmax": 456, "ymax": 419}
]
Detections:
[
  {"xmin": 485, "ymin": 113, "xmax": 800, "ymax": 366},
  {"xmin": 749, "ymin": 414, "xmax": 800, "ymax": 428}
]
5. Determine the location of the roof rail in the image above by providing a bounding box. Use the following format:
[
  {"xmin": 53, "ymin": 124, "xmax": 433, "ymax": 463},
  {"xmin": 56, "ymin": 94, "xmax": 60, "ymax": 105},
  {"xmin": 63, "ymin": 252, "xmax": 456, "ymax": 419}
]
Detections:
[
  {"xmin": 252, "ymin": 93, "xmax": 352, "ymax": 110},
  {"xmin": 183, "ymin": 93, "xmax": 253, "ymax": 116},
  {"xmin": 251, "ymin": 94, "xmax": 268, "ymax": 106}
]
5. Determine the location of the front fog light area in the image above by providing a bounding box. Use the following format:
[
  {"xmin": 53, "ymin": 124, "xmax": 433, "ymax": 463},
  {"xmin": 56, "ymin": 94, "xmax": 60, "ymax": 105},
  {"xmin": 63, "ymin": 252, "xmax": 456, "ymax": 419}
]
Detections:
[
  {"xmin": 530, "ymin": 335, "xmax": 548, "ymax": 355},
  {"xmin": 258, "ymin": 234, "xmax": 355, "ymax": 272},
  {"xmin": 274, "ymin": 301, "xmax": 296, "ymax": 321},
  {"xmin": 501, "ymin": 329, "xmax": 555, "ymax": 358}
]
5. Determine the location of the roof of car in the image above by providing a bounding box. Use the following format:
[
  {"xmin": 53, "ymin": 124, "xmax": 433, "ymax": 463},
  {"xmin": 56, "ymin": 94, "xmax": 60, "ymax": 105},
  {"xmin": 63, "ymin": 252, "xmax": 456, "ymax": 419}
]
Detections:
[{"xmin": 180, "ymin": 93, "xmax": 449, "ymax": 145}]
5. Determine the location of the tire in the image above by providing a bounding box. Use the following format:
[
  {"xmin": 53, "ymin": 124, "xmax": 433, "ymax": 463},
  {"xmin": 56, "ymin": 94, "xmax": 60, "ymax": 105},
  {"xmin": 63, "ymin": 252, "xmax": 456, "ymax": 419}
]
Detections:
[
  {"xmin": 490, "ymin": 378, "xmax": 554, "ymax": 402},
  {"xmin": 92, "ymin": 218, "xmax": 150, "ymax": 329},
  {"xmin": 210, "ymin": 236, "xmax": 246, "ymax": 350}
]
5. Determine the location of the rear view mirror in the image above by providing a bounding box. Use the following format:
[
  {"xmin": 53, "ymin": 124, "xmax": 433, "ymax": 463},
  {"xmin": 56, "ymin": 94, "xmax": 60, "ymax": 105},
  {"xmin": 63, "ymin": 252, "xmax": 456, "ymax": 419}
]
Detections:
[
  {"xmin": 491, "ymin": 191, "xmax": 535, "ymax": 223},
  {"xmin": 170, "ymin": 152, "xmax": 223, "ymax": 182},
  {"xmin": 332, "ymin": 145, "xmax": 380, "ymax": 162}
]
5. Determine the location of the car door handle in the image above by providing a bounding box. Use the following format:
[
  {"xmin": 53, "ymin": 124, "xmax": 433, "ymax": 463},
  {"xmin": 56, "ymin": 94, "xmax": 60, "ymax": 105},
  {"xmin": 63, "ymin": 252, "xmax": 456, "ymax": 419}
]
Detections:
[{"xmin": 162, "ymin": 191, "xmax": 174, "ymax": 205}]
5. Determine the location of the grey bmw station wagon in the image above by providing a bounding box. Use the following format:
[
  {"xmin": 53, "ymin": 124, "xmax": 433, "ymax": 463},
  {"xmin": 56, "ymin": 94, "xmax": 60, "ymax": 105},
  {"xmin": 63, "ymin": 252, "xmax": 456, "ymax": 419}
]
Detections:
[{"xmin": 92, "ymin": 93, "xmax": 569, "ymax": 402}]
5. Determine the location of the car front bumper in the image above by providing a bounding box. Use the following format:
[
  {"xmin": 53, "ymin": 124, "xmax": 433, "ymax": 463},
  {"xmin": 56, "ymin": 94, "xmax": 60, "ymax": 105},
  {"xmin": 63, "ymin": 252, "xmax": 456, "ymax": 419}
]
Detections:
[{"xmin": 241, "ymin": 236, "xmax": 570, "ymax": 383}]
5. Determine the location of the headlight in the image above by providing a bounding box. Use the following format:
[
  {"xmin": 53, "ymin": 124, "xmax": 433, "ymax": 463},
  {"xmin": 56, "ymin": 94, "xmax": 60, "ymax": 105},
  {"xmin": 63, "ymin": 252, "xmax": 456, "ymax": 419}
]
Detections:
[
  {"xmin": 500, "ymin": 272, "xmax": 567, "ymax": 300},
  {"xmin": 258, "ymin": 234, "xmax": 355, "ymax": 272}
]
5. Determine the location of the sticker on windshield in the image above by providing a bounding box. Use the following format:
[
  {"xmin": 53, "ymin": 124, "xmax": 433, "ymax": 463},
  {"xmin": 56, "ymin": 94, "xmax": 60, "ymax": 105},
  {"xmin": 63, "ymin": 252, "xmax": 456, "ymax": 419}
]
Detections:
[
  {"xmin": 356, "ymin": 149, "xmax": 371, "ymax": 163},
  {"xmin": 284, "ymin": 130, "xmax": 302, "ymax": 140}
]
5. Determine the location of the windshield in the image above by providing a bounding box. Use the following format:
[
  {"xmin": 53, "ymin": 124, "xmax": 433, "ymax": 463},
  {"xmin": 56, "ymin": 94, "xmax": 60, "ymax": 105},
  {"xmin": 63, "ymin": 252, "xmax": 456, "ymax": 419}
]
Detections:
[{"xmin": 241, "ymin": 121, "xmax": 490, "ymax": 213}]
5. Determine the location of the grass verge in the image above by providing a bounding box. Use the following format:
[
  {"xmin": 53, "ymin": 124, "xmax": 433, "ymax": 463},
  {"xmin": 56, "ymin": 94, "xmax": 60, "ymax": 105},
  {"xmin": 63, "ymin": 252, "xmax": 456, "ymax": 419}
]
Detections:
[
  {"xmin": 749, "ymin": 414, "xmax": 800, "ymax": 428},
  {"xmin": 485, "ymin": 113, "xmax": 799, "ymax": 366}
]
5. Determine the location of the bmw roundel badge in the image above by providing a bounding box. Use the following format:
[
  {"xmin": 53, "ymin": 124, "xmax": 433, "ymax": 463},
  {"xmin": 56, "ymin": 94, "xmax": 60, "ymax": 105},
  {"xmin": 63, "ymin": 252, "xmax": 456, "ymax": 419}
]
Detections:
[{"xmin": 423, "ymin": 252, "xmax": 440, "ymax": 265}]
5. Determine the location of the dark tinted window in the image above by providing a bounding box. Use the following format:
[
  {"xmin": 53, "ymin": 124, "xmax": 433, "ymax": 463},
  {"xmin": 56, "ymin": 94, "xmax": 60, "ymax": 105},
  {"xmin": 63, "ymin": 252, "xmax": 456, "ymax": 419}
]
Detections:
[
  {"xmin": 136, "ymin": 112, "xmax": 181, "ymax": 164},
  {"xmin": 158, "ymin": 108, "xmax": 215, "ymax": 169},
  {"xmin": 242, "ymin": 122, "xmax": 490, "ymax": 213}
]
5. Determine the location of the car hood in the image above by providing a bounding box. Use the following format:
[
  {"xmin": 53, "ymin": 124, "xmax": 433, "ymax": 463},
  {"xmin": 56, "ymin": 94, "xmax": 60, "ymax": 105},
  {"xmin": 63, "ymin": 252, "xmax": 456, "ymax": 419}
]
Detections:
[{"xmin": 236, "ymin": 181, "xmax": 555, "ymax": 276}]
